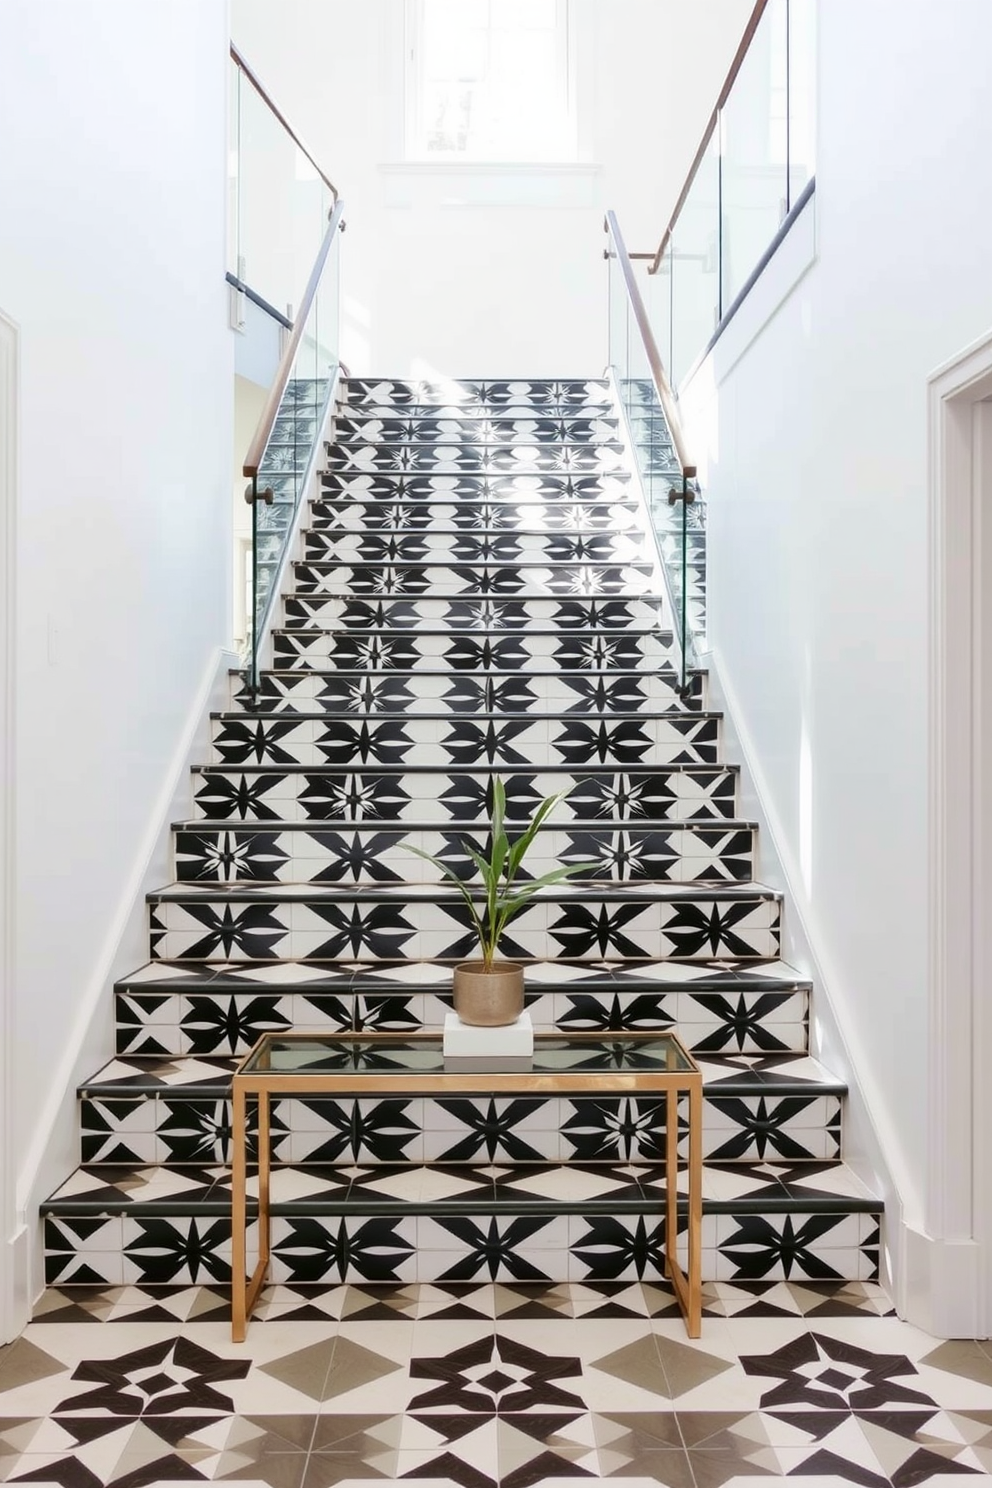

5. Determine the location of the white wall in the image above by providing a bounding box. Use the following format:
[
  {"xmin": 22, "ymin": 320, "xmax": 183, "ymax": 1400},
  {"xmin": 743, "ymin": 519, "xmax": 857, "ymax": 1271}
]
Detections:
[
  {"xmin": 0, "ymin": 0, "xmax": 233, "ymax": 1318},
  {"xmin": 231, "ymin": 0, "xmax": 751, "ymax": 376},
  {"xmin": 678, "ymin": 0, "xmax": 992, "ymax": 1307}
]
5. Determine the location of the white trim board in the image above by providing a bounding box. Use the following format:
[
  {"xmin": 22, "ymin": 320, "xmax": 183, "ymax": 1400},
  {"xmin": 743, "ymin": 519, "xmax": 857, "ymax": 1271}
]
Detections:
[
  {"xmin": 0, "ymin": 310, "xmax": 28, "ymax": 1343},
  {"xmin": 914, "ymin": 325, "xmax": 992, "ymax": 1337}
]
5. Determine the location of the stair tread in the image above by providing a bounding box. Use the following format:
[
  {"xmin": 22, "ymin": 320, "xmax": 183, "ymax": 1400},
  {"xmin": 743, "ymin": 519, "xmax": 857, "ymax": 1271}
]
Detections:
[
  {"xmin": 79, "ymin": 1051, "xmax": 845, "ymax": 1099},
  {"xmin": 194, "ymin": 763, "xmax": 734, "ymax": 776},
  {"xmin": 215, "ymin": 709, "xmax": 722, "ymax": 721},
  {"xmin": 176, "ymin": 817, "xmax": 757, "ymax": 832},
  {"xmin": 273, "ymin": 627, "xmax": 675, "ymax": 638},
  {"xmin": 148, "ymin": 880, "xmax": 782, "ymax": 904},
  {"xmin": 115, "ymin": 956, "xmax": 812, "ymax": 994},
  {"xmin": 42, "ymin": 1157, "xmax": 879, "ymax": 1217}
]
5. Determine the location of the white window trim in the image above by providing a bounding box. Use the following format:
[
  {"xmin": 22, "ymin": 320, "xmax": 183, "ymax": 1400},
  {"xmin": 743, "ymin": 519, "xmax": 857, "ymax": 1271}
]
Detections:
[{"xmin": 402, "ymin": 0, "xmax": 580, "ymax": 167}]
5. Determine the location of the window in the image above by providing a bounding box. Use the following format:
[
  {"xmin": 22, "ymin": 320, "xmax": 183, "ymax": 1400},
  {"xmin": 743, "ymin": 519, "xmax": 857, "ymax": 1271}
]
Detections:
[{"xmin": 405, "ymin": 0, "xmax": 576, "ymax": 163}]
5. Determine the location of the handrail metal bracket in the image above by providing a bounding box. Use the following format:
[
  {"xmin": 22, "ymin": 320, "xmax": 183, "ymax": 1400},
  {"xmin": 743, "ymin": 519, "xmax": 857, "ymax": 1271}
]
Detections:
[{"xmin": 244, "ymin": 480, "xmax": 273, "ymax": 506}]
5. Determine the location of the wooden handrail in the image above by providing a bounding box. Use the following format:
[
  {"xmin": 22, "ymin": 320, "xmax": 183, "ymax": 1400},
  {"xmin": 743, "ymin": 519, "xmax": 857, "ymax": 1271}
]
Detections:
[
  {"xmin": 230, "ymin": 42, "xmax": 338, "ymax": 202},
  {"xmin": 243, "ymin": 199, "xmax": 346, "ymax": 479},
  {"xmin": 604, "ymin": 210, "xmax": 695, "ymax": 481},
  {"xmin": 649, "ymin": 0, "xmax": 768, "ymax": 274}
]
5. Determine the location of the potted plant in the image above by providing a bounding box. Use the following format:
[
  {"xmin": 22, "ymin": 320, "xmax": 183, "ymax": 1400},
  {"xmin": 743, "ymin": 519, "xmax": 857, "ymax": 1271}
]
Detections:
[{"xmin": 406, "ymin": 778, "xmax": 592, "ymax": 1026}]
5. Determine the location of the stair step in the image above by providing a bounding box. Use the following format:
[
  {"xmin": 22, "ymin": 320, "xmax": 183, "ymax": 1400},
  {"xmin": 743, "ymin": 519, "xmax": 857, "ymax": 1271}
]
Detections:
[
  {"xmin": 332, "ymin": 415, "xmax": 622, "ymax": 443},
  {"xmin": 241, "ymin": 673, "xmax": 699, "ymax": 718},
  {"xmin": 211, "ymin": 712, "xmax": 723, "ymax": 767},
  {"xmin": 233, "ymin": 675, "xmax": 703, "ymax": 716},
  {"xmin": 76, "ymin": 1053, "xmax": 845, "ymax": 1168},
  {"xmin": 319, "ymin": 472, "xmax": 634, "ymax": 501},
  {"xmin": 113, "ymin": 957, "xmax": 811, "ymax": 1058},
  {"xmin": 281, "ymin": 594, "xmax": 672, "ymax": 630},
  {"xmin": 172, "ymin": 820, "xmax": 757, "ymax": 887},
  {"xmin": 188, "ymin": 765, "xmax": 740, "ymax": 824},
  {"xmin": 146, "ymin": 882, "xmax": 783, "ymax": 963},
  {"xmin": 324, "ymin": 444, "xmax": 629, "ymax": 476},
  {"xmin": 271, "ymin": 629, "xmax": 680, "ymax": 672},
  {"xmin": 301, "ymin": 531, "xmax": 653, "ymax": 563},
  {"xmin": 41, "ymin": 1159, "xmax": 880, "ymax": 1287},
  {"xmin": 289, "ymin": 560, "xmax": 659, "ymax": 598},
  {"xmin": 340, "ymin": 378, "xmax": 613, "ymax": 408},
  {"xmin": 307, "ymin": 501, "xmax": 644, "ymax": 532}
]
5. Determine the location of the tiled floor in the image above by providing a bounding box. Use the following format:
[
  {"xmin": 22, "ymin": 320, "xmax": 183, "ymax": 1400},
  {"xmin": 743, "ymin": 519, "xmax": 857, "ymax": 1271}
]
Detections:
[{"xmin": 2, "ymin": 1280, "xmax": 991, "ymax": 1486}]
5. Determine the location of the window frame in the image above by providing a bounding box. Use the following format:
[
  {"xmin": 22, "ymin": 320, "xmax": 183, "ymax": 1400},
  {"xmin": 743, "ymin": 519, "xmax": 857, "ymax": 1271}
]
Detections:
[{"xmin": 403, "ymin": 0, "xmax": 578, "ymax": 166}]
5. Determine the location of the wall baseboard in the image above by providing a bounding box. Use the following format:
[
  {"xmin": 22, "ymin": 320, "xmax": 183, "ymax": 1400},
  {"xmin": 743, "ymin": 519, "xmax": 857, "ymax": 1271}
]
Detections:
[
  {"xmin": 15, "ymin": 642, "xmax": 239, "ymax": 1308},
  {"xmin": 1, "ymin": 1224, "xmax": 30, "ymax": 1343},
  {"xmin": 902, "ymin": 1225, "xmax": 983, "ymax": 1338}
]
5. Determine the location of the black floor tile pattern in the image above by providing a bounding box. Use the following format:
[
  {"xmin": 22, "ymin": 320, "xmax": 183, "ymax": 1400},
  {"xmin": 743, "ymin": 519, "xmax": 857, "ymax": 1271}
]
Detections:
[{"xmin": 4, "ymin": 1282, "xmax": 992, "ymax": 1487}]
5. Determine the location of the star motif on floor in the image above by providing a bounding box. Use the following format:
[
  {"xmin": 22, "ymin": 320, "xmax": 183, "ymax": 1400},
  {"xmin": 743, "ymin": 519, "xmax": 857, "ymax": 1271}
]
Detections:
[
  {"xmin": 742, "ymin": 1330, "xmax": 938, "ymax": 1411},
  {"xmin": 409, "ymin": 1332, "xmax": 583, "ymax": 1413}
]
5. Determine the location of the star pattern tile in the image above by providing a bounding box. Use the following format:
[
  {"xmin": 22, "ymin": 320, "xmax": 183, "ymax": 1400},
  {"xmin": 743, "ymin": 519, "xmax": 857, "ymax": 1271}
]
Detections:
[
  {"xmin": 3, "ymin": 1286, "xmax": 991, "ymax": 1486},
  {"xmin": 36, "ymin": 371, "xmax": 891, "ymax": 1434}
]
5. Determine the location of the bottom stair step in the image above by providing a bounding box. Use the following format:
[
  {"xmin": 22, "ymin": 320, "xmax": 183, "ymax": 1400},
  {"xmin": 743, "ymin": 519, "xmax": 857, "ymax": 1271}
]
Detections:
[{"xmin": 42, "ymin": 1159, "xmax": 881, "ymax": 1287}]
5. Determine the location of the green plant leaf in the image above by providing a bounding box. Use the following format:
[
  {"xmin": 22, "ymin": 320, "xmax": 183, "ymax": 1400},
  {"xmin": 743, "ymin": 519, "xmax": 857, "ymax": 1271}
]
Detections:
[
  {"xmin": 404, "ymin": 843, "xmax": 485, "ymax": 945},
  {"xmin": 504, "ymin": 786, "xmax": 573, "ymax": 882}
]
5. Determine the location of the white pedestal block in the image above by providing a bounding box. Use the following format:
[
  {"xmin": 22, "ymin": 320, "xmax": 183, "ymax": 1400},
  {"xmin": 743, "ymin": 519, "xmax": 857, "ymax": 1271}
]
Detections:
[{"xmin": 443, "ymin": 1010, "xmax": 534, "ymax": 1057}]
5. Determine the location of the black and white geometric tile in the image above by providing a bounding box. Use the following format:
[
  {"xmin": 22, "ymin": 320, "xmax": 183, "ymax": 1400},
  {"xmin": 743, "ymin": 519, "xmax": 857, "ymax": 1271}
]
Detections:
[
  {"xmin": 7, "ymin": 1287, "xmax": 992, "ymax": 1487},
  {"xmin": 38, "ymin": 373, "xmax": 883, "ymax": 1306}
]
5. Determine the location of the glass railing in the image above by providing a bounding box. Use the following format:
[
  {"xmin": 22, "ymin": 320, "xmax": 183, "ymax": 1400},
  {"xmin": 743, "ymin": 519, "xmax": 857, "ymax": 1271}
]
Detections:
[
  {"xmin": 606, "ymin": 212, "xmax": 702, "ymax": 698},
  {"xmin": 228, "ymin": 44, "xmax": 338, "ymax": 323},
  {"xmin": 651, "ymin": 0, "xmax": 815, "ymax": 387},
  {"xmin": 604, "ymin": 0, "xmax": 815, "ymax": 693},
  {"xmin": 243, "ymin": 200, "xmax": 345, "ymax": 695}
]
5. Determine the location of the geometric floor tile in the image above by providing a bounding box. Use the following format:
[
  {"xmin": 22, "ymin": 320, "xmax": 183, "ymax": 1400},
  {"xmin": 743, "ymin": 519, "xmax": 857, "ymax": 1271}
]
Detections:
[{"xmin": 3, "ymin": 1282, "xmax": 992, "ymax": 1486}]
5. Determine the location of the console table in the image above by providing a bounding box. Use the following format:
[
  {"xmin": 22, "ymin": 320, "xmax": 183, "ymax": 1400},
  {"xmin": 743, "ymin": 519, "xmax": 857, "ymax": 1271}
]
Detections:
[{"xmin": 230, "ymin": 1030, "xmax": 702, "ymax": 1339}]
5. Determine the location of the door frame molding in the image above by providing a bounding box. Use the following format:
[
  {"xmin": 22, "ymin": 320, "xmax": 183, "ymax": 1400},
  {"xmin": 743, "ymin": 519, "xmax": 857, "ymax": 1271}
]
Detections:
[
  {"xmin": 0, "ymin": 310, "xmax": 24, "ymax": 1343},
  {"xmin": 920, "ymin": 326, "xmax": 992, "ymax": 1336}
]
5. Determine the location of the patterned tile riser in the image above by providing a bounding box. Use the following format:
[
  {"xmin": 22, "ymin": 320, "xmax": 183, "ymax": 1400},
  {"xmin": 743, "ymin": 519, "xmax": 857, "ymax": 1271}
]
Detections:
[
  {"xmin": 188, "ymin": 766, "xmax": 739, "ymax": 824},
  {"xmin": 289, "ymin": 561, "xmax": 659, "ymax": 597},
  {"xmin": 301, "ymin": 530, "xmax": 656, "ymax": 563},
  {"xmin": 77, "ymin": 1090, "xmax": 844, "ymax": 1167},
  {"xmin": 331, "ymin": 415, "xmax": 623, "ymax": 443},
  {"xmin": 271, "ymin": 630, "xmax": 681, "ymax": 670},
  {"xmin": 341, "ymin": 378, "xmax": 617, "ymax": 404},
  {"xmin": 307, "ymin": 498, "xmax": 646, "ymax": 531},
  {"xmin": 147, "ymin": 890, "xmax": 782, "ymax": 963},
  {"xmin": 318, "ymin": 473, "xmax": 637, "ymax": 501},
  {"xmin": 280, "ymin": 593, "xmax": 670, "ymax": 629},
  {"xmin": 172, "ymin": 823, "xmax": 756, "ymax": 886},
  {"xmin": 210, "ymin": 713, "xmax": 722, "ymax": 766},
  {"xmin": 241, "ymin": 672, "xmax": 697, "ymax": 715},
  {"xmin": 43, "ymin": 1210, "xmax": 880, "ymax": 1287},
  {"xmin": 232, "ymin": 676, "xmax": 706, "ymax": 717},
  {"xmin": 323, "ymin": 444, "xmax": 631, "ymax": 475},
  {"xmin": 113, "ymin": 985, "xmax": 810, "ymax": 1057}
]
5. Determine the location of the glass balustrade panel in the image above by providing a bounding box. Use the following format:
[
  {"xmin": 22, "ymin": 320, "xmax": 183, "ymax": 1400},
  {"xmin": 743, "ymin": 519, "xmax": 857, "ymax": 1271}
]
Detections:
[
  {"xmin": 720, "ymin": 0, "xmax": 789, "ymax": 312},
  {"xmin": 248, "ymin": 224, "xmax": 342, "ymax": 688},
  {"xmin": 235, "ymin": 71, "xmax": 328, "ymax": 317},
  {"xmin": 788, "ymin": 0, "xmax": 816, "ymax": 203},
  {"xmin": 671, "ymin": 131, "xmax": 720, "ymax": 388}
]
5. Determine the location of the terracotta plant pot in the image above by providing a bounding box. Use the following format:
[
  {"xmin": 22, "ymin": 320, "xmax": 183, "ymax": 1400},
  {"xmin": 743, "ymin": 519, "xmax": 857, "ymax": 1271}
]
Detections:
[{"xmin": 452, "ymin": 960, "xmax": 525, "ymax": 1026}]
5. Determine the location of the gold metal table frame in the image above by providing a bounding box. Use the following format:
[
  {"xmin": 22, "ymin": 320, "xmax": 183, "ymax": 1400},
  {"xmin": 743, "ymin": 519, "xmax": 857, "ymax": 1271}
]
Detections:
[{"xmin": 230, "ymin": 1030, "xmax": 703, "ymax": 1340}]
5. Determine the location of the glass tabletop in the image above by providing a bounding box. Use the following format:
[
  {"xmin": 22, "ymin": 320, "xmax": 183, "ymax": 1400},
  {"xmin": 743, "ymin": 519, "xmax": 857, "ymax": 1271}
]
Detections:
[{"xmin": 237, "ymin": 1033, "xmax": 697, "ymax": 1077}]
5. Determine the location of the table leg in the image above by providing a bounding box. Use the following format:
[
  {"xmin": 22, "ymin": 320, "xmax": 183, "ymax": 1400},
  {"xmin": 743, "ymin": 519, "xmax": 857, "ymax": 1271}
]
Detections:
[
  {"xmin": 687, "ymin": 1080, "xmax": 703, "ymax": 1338},
  {"xmin": 665, "ymin": 1087, "xmax": 678, "ymax": 1280},
  {"xmin": 258, "ymin": 1089, "xmax": 271, "ymax": 1281},
  {"xmin": 231, "ymin": 1081, "xmax": 247, "ymax": 1342}
]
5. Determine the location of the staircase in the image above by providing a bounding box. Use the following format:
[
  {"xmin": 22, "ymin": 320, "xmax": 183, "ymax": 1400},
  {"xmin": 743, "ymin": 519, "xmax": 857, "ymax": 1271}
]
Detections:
[{"xmin": 42, "ymin": 376, "xmax": 882, "ymax": 1294}]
